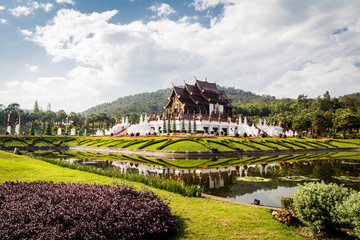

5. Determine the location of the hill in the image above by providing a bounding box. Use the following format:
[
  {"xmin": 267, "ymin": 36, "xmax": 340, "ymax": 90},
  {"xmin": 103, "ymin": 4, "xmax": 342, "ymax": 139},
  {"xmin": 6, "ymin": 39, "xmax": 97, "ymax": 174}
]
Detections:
[{"xmin": 83, "ymin": 86, "xmax": 268, "ymax": 115}]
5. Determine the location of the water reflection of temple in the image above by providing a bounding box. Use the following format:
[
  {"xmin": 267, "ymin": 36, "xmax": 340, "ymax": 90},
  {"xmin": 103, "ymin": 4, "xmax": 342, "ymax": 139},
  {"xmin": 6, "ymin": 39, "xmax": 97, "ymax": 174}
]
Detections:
[{"xmin": 112, "ymin": 161, "xmax": 280, "ymax": 190}]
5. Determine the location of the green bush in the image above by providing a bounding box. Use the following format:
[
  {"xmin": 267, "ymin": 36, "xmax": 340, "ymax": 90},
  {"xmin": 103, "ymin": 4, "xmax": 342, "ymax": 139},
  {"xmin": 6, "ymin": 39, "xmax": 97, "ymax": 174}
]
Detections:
[
  {"xmin": 44, "ymin": 122, "xmax": 52, "ymax": 135},
  {"xmin": 292, "ymin": 182, "xmax": 350, "ymax": 232},
  {"xmin": 336, "ymin": 191, "xmax": 360, "ymax": 238},
  {"xmin": 280, "ymin": 197, "xmax": 294, "ymax": 210}
]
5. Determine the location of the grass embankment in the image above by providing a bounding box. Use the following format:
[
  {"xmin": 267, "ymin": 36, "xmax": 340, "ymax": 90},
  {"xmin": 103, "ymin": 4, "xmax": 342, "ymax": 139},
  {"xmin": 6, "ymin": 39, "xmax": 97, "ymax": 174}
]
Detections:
[
  {"xmin": 0, "ymin": 151, "xmax": 304, "ymax": 240},
  {"xmin": 0, "ymin": 135, "xmax": 359, "ymax": 152}
]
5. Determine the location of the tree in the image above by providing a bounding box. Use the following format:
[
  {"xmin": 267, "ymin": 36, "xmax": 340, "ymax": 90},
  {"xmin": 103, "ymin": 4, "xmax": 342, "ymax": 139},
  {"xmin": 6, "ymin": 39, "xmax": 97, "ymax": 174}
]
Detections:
[
  {"xmin": 312, "ymin": 111, "xmax": 332, "ymax": 136},
  {"xmin": 292, "ymin": 110, "xmax": 313, "ymax": 132},
  {"xmin": 56, "ymin": 110, "xmax": 67, "ymax": 123},
  {"xmin": 52, "ymin": 126, "xmax": 58, "ymax": 134},
  {"xmin": 29, "ymin": 121, "xmax": 35, "ymax": 135},
  {"xmin": 44, "ymin": 122, "xmax": 52, "ymax": 135},
  {"xmin": 33, "ymin": 100, "xmax": 39, "ymax": 113},
  {"xmin": 333, "ymin": 109, "xmax": 360, "ymax": 132}
]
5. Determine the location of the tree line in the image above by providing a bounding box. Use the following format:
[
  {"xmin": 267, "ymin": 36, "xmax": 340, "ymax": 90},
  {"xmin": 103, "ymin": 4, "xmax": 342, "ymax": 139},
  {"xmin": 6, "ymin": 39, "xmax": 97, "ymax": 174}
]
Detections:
[
  {"xmin": 1, "ymin": 90, "xmax": 359, "ymax": 137},
  {"xmin": 233, "ymin": 92, "xmax": 360, "ymax": 137}
]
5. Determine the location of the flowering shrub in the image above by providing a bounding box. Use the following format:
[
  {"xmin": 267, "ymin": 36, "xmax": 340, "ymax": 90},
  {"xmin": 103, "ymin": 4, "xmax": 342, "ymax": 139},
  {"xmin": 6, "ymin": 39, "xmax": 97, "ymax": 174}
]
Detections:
[
  {"xmin": 0, "ymin": 182, "xmax": 178, "ymax": 240},
  {"xmin": 335, "ymin": 191, "xmax": 360, "ymax": 238},
  {"xmin": 292, "ymin": 182, "xmax": 350, "ymax": 232}
]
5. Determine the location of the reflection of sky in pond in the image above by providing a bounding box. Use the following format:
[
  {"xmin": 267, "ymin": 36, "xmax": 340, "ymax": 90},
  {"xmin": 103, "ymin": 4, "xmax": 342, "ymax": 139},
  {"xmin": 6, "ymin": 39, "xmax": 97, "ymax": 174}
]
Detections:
[{"xmin": 228, "ymin": 186, "xmax": 297, "ymax": 207}]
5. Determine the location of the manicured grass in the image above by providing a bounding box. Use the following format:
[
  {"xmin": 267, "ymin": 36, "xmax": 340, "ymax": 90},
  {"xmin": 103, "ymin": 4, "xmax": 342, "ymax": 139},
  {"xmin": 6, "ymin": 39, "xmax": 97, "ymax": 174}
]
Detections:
[
  {"xmin": 162, "ymin": 140, "xmax": 209, "ymax": 151},
  {"xmin": 0, "ymin": 151, "xmax": 305, "ymax": 239},
  {"xmin": 1, "ymin": 135, "xmax": 359, "ymax": 152}
]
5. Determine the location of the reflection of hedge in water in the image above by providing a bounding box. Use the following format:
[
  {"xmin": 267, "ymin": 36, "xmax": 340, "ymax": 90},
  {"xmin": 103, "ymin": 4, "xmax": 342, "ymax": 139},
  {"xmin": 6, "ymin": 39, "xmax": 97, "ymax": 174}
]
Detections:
[{"xmin": 49, "ymin": 151, "xmax": 360, "ymax": 172}]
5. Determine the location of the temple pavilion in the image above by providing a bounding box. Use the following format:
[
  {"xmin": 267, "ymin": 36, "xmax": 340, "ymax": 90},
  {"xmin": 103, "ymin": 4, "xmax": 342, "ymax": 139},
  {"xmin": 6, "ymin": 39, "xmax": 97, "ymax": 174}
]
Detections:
[
  {"xmin": 165, "ymin": 78, "xmax": 233, "ymax": 116},
  {"xmin": 97, "ymin": 78, "xmax": 294, "ymax": 137}
]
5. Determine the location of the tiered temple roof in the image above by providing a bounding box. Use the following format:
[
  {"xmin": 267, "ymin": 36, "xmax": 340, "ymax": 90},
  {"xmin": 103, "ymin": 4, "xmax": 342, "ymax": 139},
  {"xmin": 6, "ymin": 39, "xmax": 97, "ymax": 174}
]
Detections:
[{"xmin": 165, "ymin": 78, "xmax": 233, "ymax": 115}]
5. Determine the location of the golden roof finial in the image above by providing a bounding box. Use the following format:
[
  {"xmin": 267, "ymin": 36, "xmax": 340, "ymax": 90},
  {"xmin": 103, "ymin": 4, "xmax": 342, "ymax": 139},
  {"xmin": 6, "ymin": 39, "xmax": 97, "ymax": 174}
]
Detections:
[
  {"xmin": 171, "ymin": 82, "xmax": 174, "ymax": 87},
  {"xmin": 205, "ymin": 76, "xmax": 207, "ymax": 82}
]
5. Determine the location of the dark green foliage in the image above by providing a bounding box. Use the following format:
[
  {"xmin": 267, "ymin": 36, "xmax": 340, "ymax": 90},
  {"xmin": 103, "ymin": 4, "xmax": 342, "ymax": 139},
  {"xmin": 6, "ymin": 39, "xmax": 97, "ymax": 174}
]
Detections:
[
  {"xmin": 243, "ymin": 132, "xmax": 248, "ymax": 138},
  {"xmin": 29, "ymin": 121, "xmax": 34, "ymax": 135},
  {"xmin": 44, "ymin": 122, "xmax": 52, "ymax": 135},
  {"xmin": 0, "ymin": 182, "xmax": 178, "ymax": 240},
  {"xmin": 234, "ymin": 132, "xmax": 239, "ymax": 137},
  {"xmin": 280, "ymin": 197, "xmax": 294, "ymax": 210}
]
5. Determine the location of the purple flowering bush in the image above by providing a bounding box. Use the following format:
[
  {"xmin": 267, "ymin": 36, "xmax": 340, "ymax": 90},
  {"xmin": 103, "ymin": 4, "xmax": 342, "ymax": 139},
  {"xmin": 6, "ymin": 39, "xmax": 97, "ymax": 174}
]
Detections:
[{"xmin": 0, "ymin": 181, "xmax": 178, "ymax": 240}]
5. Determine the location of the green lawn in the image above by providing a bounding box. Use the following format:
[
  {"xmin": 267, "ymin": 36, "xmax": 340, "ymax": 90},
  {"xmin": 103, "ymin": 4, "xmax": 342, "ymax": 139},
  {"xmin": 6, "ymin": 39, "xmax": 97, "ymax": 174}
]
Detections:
[
  {"xmin": 0, "ymin": 151, "xmax": 305, "ymax": 240},
  {"xmin": 1, "ymin": 135, "xmax": 359, "ymax": 152}
]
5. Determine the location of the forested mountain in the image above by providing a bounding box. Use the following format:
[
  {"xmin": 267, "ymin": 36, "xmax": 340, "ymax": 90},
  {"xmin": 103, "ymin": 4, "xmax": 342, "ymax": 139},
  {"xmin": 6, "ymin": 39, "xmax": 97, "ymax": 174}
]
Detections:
[{"xmin": 83, "ymin": 86, "xmax": 265, "ymax": 115}]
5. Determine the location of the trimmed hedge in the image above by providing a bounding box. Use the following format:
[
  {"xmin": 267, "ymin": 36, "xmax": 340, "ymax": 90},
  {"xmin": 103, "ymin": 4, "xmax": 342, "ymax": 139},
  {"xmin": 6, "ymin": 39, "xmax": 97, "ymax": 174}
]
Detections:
[{"xmin": 0, "ymin": 181, "xmax": 178, "ymax": 240}]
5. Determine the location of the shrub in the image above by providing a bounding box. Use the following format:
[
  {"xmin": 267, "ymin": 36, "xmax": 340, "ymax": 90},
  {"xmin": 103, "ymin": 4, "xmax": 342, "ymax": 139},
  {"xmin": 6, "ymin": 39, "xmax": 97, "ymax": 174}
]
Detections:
[
  {"xmin": 280, "ymin": 197, "xmax": 294, "ymax": 210},
  {"xmin": 0, "ymin": 182, "xmax": 178, "ymax": 240},
  {"xmin": 335, "ymin": 191, "xmax": 360, "ymax": 238},
  {"xmin": 44, "ymin": 122, "xmax": 52, "ymax": 135},
  {"xmin": 234, "ymin": 132, "xmax": 239, "ymax": 137},
  {"xmin": 243, "ymin": 133, "xmax": 248, "ymax": 138},
  {"xmin": 292, "ymin": 182, "xmax": 350, "ymax": 232},
  {"xmin": 29, "ymin": 121, "xmax": 35, "ymax": 135}
]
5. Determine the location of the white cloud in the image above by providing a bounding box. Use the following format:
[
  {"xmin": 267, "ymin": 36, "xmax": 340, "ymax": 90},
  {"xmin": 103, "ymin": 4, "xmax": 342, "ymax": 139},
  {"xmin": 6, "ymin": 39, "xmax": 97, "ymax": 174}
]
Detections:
[
  {"xmin": 9, "ymin": 1, "xmax": 53, "ymax": 17},
  {"xmin": 11, "ymin": 0, "xmax": 360, "ymax": 111},
  {"xmin": 56, "ymin": 0, "xmax": 75, "ymax": 5},
  {"xmin": 25, "ymin": 64, "xmax": 39, "ymax": 72},
  {"xmin": 0, "ymin": 6, "xmax": 5, "ymax": 11},
  {"xmin": 191, "ymin": 0, "xmax": 235, "ymax": 11},
  {"xmin": 10, "ymin": 6, "xmax": 32, "ymax": 17},
  {"xmin": 0, "ymin": 18, "xmax": 7, "ymax": 24},
  {"xmin": 149, "ymin": 3, "xmax": 175, "ymax": 18}
]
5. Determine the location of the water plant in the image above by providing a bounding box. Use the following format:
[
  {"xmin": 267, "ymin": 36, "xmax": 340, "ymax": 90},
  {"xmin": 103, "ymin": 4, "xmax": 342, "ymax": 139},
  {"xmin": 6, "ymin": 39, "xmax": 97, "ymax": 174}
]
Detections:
[{"xmin": 39, "ymin": 157, "xmax": 202, "ymax": 197}]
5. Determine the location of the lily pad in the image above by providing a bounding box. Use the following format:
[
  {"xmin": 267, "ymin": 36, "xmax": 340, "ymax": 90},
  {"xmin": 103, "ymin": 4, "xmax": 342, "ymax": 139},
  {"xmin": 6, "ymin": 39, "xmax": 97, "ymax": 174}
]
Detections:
[
  {"xmin": 333, "ymin": 176, "xmax": 360, "ymax": 183},
  {"xmin": 236, "ymin": 176, "xmax": 272, "ymax": 182},
  {"xmin": 279, "ymin": 176, "xmax": 320, "ymax": 182}
]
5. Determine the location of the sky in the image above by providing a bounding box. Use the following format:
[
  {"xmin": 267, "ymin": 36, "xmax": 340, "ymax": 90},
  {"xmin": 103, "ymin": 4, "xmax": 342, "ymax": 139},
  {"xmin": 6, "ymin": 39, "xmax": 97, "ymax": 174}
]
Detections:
[{"xmin": 0, "ymin": 0, "xmax": 359, "ymax": 113}]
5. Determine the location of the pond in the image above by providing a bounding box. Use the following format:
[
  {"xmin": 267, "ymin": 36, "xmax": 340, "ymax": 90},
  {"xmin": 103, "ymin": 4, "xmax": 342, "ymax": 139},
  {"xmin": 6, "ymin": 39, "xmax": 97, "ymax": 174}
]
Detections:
[{"xmin": 34, "ymin": 151, "xmax": 360, "ymax": 208}]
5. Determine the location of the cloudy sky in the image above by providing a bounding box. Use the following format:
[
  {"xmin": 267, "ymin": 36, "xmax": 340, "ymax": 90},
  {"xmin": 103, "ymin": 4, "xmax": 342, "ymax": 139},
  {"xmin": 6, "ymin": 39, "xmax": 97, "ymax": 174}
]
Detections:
[{"xmin": 0, "ymin": 0, "xmax": 359, "ymax": 112}]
